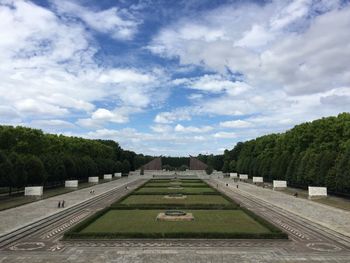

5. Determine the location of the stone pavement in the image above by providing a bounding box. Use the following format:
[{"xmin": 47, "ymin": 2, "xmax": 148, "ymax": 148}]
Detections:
[
  {"xmin": 0, "ymin": 175, "xmax": 140, "ymax": 236},
  {"xmin": 216, "ymin": 178, "xmax": 350, "ymax": 237}
]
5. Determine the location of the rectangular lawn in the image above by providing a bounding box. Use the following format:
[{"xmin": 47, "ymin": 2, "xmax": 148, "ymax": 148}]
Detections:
[
  {"xmin": 119, "ymin": 194, "xmax": 231, "ymax": 205},
  {"xmin": 134, "ymin": 187, "xmax": 217, "ymax": 194},
  {"xmin": 78, "ymin": 210, "xmax": 272, "ymax": 236}
]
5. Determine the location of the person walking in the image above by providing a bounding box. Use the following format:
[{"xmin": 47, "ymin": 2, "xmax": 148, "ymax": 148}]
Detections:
[
  {"xmin": 58, "ymin": 201, "xmax": 61, "ymax": 208},
  {"xmin": 62, "ymin": 200, "xmax": 65, "ymax": 208}
]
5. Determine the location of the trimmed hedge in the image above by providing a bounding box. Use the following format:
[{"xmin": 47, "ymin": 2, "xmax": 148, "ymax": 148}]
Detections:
[
  {"xmin": 131, "ymin": 191, "xmax": 220, "ymax": 195},
  {"xmin": 143, "ymin": 184, "xmax": 208, "ymax": 188},
  {"xmin": 110, "ymin": 203, "xmax": 238, "ymax": 210},
  {"xmin": 65, "ymin": 230, "xmax": 287, "ymax": 240}
]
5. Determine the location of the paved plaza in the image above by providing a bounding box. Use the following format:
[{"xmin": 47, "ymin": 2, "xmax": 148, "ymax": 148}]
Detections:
[
  {"xmin": 0, "ymin": 175, "xmax": 141, "ymax": 236},
  {"xmin": 215, "ymin": 178, "xmax": 350, "ymax": 237},
  {"xmin": 1, "ymin": 176, "xmax": 350, "ymax": 262}
]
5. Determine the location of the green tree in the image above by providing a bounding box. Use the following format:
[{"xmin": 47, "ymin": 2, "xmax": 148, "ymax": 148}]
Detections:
[{"xmin": 24, "ymin": 155, "xmax": 46, "ymax": 185}]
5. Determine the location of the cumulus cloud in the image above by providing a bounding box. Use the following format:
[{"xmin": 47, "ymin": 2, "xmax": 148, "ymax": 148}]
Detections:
[
  {"xmin": 174, "ymin": 124, "xmax": 213, "ymax": 133},
  {"xmin": 220, "ymin": 120, "xmax": 253, "ymax": 128},
  {"xmin": 213, "ymin": 132, "xmax": 237, "ymax": 139},
  {"xmin": 0, "ymin": 0, "xmax": 168, "ymax": 128},
  {"xmin": 51, "ymin": 0, "xmax": 140, "ymax": 40}
]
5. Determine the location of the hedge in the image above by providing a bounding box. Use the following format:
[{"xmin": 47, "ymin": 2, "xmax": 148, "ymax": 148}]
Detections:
[{"xmin": 65, "ymin": 230, "xmax": 287, "ymax": 240}]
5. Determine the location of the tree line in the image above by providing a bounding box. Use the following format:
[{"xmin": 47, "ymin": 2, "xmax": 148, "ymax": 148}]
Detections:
[
  {"xmin": 0, "ymin": 126, "xmax": 152, "ymax": 194},
  {"xmin": 222, "ymin": 113, "xmax": 350, "ymax": 196}
]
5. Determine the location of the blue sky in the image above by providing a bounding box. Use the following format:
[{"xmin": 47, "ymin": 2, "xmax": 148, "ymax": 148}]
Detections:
[{"xmin": 0, "ymin": 0, "xmax": 350, "ymax": 156}]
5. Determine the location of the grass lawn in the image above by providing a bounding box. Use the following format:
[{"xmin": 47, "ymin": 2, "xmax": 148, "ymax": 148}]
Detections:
[
  {"xmin": 78, "ymin": 209, "xmax": 272, "ymax": 235},
  {"xmin": 119, "ymin": 194, "xmax": 231, "ymax": 205},
  {"xmin": 134, "ymin": 187, "xmax": 217, "ymax": 194}
]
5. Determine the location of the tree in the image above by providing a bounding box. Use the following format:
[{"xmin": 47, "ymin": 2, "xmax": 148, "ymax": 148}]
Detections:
[
  {"xmin": 114, "ymin": 161, "xmax": 123, "ymax": 173},
  {"xmin": 122, "ymin": 159, "xmax": 130, "ymax": 174},
  {"xmin": 205, "ymin": 165, "xmax": 213, "ymax": 175},
  {"xmin": 24, "ymin": 155, "xmax": 46, "ymax": 185},
  {"xmin": 0, "ymin": 151, "xmax": 14, "ymax": 194},
  {"xmin": 8, "ymin": 152, "xmax": 27, "ymax": 194}
]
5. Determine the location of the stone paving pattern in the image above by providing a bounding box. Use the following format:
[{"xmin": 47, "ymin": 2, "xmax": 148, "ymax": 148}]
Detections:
[
  {"xmin": 217, "ymin": 177, "xmax": 350, "ymax": 237},
  {"xmin": 0, "ymin": 175, "xmax": 140, "ymax": 236},
  {"xmin": 1, "ymin": 174, "xmax": 350, "ymax": 262}
]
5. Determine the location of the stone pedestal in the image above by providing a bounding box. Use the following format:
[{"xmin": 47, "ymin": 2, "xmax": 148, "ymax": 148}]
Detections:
[
  {"xmin": 104, "ymin": 174, "xmax": 112, "ymax": 180},
  {"xmin": 239, "ymin": 174, "xmax": 248, "ymax": 180},
  {"xmin": 253, "ymin": 177, "xmax": 263, "ymax": 184},
  {"xmin": 24, "ymin": 186, "xmax": 43, "ymax": 196},
  {"xmin": 114, "ymin": 172, "xmax": 122, "ymax": 178},
  {"xmin": 65, "ymin": 180, "xmax": 78, "ymax": 188},
  {"xmin": 230, "ymin": 173, "xmax": 238, "ymax": 179},
  {"xmin": 308, "ymin": 187, "xmax": 327, "ymax": 199},
  {"xmin": 88, "ymin": 177, "xmax": 99, "ymax": 183},
  {"xmin": 273, "ymin": 180, "xmax": 287, "ymax": 190}
]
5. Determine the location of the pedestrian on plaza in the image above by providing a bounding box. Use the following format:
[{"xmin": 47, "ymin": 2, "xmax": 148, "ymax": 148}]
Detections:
[
  {"xmin": 236, "ymin": 185, "xmax": 239, "ymax": 189},
  {"xmin": 58, "ymin": 201, "xmax": 61, "ymax": 208},
  {"xmin": 62, "ymin": 200, "xmax": 65, "ymax": 208}
]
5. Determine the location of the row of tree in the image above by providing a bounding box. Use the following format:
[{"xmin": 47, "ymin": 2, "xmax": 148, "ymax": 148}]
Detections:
[
  {"xmin": 222, "ymin": 113, "xmax": 350, "ymax": 195},
  {"xmin": 0, "ymin": 126, "xmax": 152, "ymax": 194}
]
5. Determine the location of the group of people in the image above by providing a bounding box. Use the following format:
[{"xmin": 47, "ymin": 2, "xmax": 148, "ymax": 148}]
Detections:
[
  {"xmin": 90, "ymin": 190, "xmax": 95, "ymax": 194},
  {"xmin": 57, "ymin": 200, "xmax": 65, "ymax": 208}
]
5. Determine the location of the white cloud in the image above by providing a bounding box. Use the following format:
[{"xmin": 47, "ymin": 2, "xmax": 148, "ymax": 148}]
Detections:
[
  {"xmin": 220, "ymin": 120, "xmax": 253, "ymax": 128},
  {"xmin": 149, "ymin": 0, "xmax": 349, "ymax": 97},
  {"xmin": 30, "ymin": 119, "xmax": 76, "ymax": 130},
  {"xmin": 0, "ymin": 0, "xmax": 168, "ymax": 130},
  {"xmin": 150, "ymin": 124, "xmax": 172, "ymax": 133},
  {"xmin": 174, "ymin": 74, "xmax": 250, "ymax": 95},
  {"xmin": 213, "ymin": 132, "xmax": 237, "ymax": 139},
  {"xmin": 154, "ymin": 110, "xmax": 192, "ymax": 124},
  {"xmin": 52, "ymin": 0, "xmax": 140, "ymax": 40},
  {"xmin": 174, "ymin": 124, "xmax": 213, "ymax": 133}
]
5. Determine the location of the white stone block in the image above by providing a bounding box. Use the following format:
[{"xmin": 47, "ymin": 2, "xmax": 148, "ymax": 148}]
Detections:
[
  {"xmin": 104, "ymin": 174, "xmax": 112, "ymax": 180},
  {"xmin": 273, "ymin": 180, "xmax": 287, "ymax": 189},
  {"xmin": 239, "ymin": 174, "xmax": 248, "ymax": 180},
  {"xmin": 25, "ymin": 186, "xmax": 43, "ymax": 196},
  {"xmin": 253, "ymin": 177, "xmax": 263, "ymax": 183},
  {"xmin": 65, "ymin": 180, "xmax": 78, "ymax": 188},
  {"xmin": 88, "ymin": 177, "xmax": 99, "ymax": 183},
  {"xmin": 230, "ymin": 173, "xmax": 238, "ymax": 178},
  {"xmin": 114, "ymin": 172, "xmax": 122, "ymax": 178},
  {"xmin": 308, "ymin": 187, "xmax": 327, "ymax": 198}
]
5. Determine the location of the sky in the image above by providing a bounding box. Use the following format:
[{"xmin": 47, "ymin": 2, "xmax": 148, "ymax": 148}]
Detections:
[{"xmin": 0, "ymin": 0, "xmax": 350, "ymax": 156}]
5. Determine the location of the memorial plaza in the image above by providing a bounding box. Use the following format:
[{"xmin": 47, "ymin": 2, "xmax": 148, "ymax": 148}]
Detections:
[{"xmin": 1, "ymin": 169, "xmax": 350, "ymax": 263}]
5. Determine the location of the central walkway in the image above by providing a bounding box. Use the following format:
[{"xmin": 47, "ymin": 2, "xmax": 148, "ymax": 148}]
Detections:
[{"xmin": 0, "ymin": 175, "xmax": 141, "ymax": 237}]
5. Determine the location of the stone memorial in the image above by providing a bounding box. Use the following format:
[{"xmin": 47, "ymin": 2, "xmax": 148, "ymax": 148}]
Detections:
[
  {"xmin": 273, "ymin": 180, "xmax": 287, "ymax": 190},
  {"xmin": 65, "ymin": 180, "xmax": 78, "ymax": 188},
  {"xmin": 88, "ymin": 177, "xmax": 99, "ymax": 183},
  {"xmin": 114, "ymin": 172, "xmax": 122, "ymax": 178},
  {"xmin": 24, "ymin": 186, "xmax": 43, "ymax": 196},
  {"xmin": 239, "ymin": 174, "xmax": 248, "ymax": 180},
  {"xmin": 308, "ymin": 187, "xmax": 327, "ymax": 199},
  {"xmin": 104, "ymin": 174, "xmax": 112, "ymax": 180},
  {"xmin": 230, "ymin": 173, "xmax": 238, "ymax": 178},
  {"xmin": 253, "ymin": 177, "xmax": 263, "ymax": 183}
]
